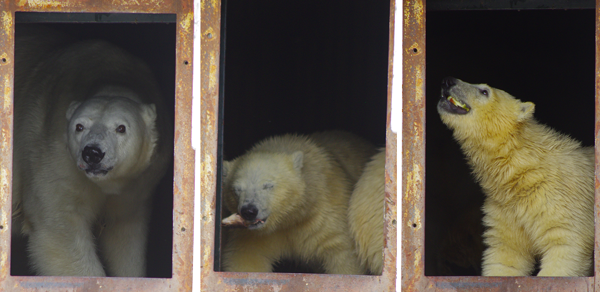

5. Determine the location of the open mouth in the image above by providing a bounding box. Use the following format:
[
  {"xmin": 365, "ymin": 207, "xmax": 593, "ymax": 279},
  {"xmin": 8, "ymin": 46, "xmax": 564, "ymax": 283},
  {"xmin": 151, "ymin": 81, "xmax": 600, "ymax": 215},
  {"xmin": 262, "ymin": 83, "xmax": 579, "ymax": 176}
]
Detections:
[
  {"xmin": 439, "ymin": 94, "xmax": 471, "ymax": 115},
  {"xmin": 247, "ymin": 218, "xmax": 266, "ymax": 230},
  {"xmin": 84, "ymin": 166, "xmax": 113, "ymax": 176}
]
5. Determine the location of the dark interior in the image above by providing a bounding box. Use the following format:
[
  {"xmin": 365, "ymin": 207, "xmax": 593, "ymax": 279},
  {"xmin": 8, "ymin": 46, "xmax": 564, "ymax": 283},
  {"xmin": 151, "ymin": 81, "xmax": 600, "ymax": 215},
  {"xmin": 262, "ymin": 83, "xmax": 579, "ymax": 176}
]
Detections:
[
  {"xmin": 11, "ymin": 17, "xmax": 176, "ymax": 278},
  {"xmin": 425, "ymin": 9, "xmax": 595, "ymax": 276}
]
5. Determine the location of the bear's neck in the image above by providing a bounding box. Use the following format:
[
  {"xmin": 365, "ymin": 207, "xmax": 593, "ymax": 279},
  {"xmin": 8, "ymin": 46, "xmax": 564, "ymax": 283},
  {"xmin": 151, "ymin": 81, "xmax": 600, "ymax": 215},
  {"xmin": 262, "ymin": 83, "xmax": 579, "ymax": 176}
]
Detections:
[{"xmin": 456, "ymin": 120, "xmax": 582, "ymax": 203}]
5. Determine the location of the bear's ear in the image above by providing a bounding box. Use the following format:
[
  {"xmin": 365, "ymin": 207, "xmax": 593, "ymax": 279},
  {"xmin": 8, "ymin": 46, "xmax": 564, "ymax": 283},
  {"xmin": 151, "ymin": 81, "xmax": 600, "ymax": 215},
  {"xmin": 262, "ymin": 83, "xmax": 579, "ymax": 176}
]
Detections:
[
  {"xmin": 517, "ymin": 101, "xmax": 535, "ymax": 121},
  {"xmin": 66, "ymin": 101, "xmax": 81, "ymax": 120},
  {"xmin": 291, "ymin": 151, "xmax": 304, "ymax": 170},
  {"xmin": 141, "ymin": 104, "xmax": 157, "ymax": 126},
  {"xmin": 222, "ymin": 160, "xmax": 232, "ymax": 178}
]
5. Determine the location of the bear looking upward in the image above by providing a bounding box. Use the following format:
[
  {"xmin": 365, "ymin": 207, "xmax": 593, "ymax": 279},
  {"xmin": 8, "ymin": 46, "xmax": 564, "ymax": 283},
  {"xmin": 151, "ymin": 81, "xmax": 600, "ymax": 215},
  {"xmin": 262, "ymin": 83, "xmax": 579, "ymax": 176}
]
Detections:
[
  {"xmin": 438, "ymin": 77, "xmax": 594, "ymax": 277},
  {"xmin": 221, "ymin": 131, "xmax": 375, "ymax": 274},
  {"xmin": 12, "ymin": 26, "xmax": 172, "ymax": 277}
]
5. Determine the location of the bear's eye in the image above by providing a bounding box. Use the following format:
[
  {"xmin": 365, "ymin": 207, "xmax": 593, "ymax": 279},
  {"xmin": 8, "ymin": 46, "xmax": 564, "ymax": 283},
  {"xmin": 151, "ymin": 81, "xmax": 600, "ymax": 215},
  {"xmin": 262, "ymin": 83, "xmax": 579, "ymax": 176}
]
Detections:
[
  {"xmin": 480, "ymin": 89, "xmax": 489, "ymax": 96},
  {"xmin": 75, "ymin": 124, "xmax": 84, "ymax": 132},
  {"xmin": 116, "ymin": 125, "xmax": 126, "ymax": 133},
  {"xmin": 233, "ymin": 186, "xmax": 243, "ymax": 196},
  {"xmin": 263, "ymin": 182, "xmax": 274, "ymax": 190}
]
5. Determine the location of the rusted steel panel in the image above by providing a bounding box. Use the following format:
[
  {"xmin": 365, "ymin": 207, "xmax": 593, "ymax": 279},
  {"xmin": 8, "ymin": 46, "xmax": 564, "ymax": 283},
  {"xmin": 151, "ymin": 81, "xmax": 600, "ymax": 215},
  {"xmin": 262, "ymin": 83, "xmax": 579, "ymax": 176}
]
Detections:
[
  {"xmin": 432, "ymin": 276, "xmax": 593, "ymax": 291},
  {"xmin": 200, "ymin": 0, "xmax": 398, "ymax": 291},
  {"xmin": 0, "ymin": 3, "xmax": 14, "ymax": 289},
  {"xmin": 401, "ymin": 0, "xmax": 426, "ymax": 291},
  {"xmin": 382, "ymin": 0, "xmax": 398, "ymax": 290},
  {"xmin": 13, "ymin": 1, "xmax": 178, "ymax": 13},
  {"xmin": 171, "ymin": 0, "xmax": 195, "ymax": 291},
  {"xmin": 594, "ymin": 0, "xmax": 600, "ymax": 291},
  {"xmin": 199, "ymin": 0, "xmax": 221, "ymax": 290},
  {"xmin": 0, "ymin": 0, "xmax": 194, "ymax": 291}
]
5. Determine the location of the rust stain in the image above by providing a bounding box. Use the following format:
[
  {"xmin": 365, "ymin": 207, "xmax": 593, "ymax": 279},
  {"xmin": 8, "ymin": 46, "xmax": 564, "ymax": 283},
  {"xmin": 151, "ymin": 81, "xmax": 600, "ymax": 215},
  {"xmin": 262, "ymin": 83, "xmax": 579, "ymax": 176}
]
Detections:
[
  {"xmin": 414, "ymin": 68, "xmax": 423, "ymax": 104},
  {"xmin": 3, "ymin": 74, "xmax": 10, "ymax": 112},
  {"xmin": 412, "ymin": 0, "xmax": 423, "ymax": 26},
  {"xmin": 112, "ymin": 0, "xmax": 140, "ymax": 5},
  {"xmin": 209, "ymin": 51, "xmax": 217, "ymax": 91},
  {"xmin": 1, "ymin": 12, "xmax": 12, "ymax": 40},
  {"xmin": 180, "ymin": 12, "xmax": 194, "ymax": 32},
  {"xmin": 16, "ymin": 0, "xmax": 68, "ymax": 8}
]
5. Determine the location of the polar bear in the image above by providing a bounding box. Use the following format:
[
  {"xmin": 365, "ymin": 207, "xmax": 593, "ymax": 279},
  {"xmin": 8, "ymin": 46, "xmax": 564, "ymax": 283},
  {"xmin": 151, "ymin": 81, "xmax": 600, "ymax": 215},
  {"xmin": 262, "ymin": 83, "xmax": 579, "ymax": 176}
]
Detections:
[
  {"xmin": 12, "ymin": 27, "xmax": 172, "ymax": 277},
  {"xmin": 220, "ymin": 131, "xmax": 375, "ymax": 274},
  {"xmin": 347, "ymin": 149, "xmax": 385, "ymax": 275},
  {"xmin": 438, "ymin": 77, "xmax": 594, "ymax": 277}
]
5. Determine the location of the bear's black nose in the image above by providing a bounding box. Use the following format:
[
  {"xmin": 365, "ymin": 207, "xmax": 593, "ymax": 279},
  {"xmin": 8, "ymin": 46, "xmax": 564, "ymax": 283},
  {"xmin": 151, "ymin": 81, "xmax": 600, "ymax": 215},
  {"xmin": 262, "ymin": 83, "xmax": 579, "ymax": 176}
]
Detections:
[
  {"xmin": 441, "ymin": 76, "xmax": 457, "ymax": 90},
  {"xmin": 240, "ymin": 204, "xmax": 258, "ymax": 221},
  {"xmin": 82, "ymin": 146, "xmax": 105, "ymax": 165}
]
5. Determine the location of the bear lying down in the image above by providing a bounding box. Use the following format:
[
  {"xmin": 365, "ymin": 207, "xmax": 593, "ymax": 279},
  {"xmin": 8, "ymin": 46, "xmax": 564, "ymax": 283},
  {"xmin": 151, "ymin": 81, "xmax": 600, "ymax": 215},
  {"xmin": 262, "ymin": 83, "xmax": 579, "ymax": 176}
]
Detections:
[
  {"xmin": 12, "ymin": 27, "xmax": 172, "ymax": 277},
  {"xmin": 438, "ymin": 77, "xmax": 594, "ymax": 277}
]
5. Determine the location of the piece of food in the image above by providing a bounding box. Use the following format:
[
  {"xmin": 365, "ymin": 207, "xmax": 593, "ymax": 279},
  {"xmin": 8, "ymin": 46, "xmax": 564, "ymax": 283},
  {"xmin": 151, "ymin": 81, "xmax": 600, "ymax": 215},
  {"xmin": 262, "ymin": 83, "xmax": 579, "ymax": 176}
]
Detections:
[
  {"xmin": 447, "ymin": 96, "xmax": 470, "ymax": 112},
  {"xmin": 222, "ymin": 213, "xmax": 249, "ymax": 228}
]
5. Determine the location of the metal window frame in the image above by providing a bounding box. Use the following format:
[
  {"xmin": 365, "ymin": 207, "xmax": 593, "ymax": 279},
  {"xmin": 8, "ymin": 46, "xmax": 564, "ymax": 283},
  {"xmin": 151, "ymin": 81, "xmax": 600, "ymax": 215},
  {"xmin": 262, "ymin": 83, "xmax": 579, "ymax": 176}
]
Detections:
[
  {"xmin": 199, "ymin": 0, "xmax": 399, "ymax": 291},
  {"xmin": 402, "ymin": 0, "xmax": 600, "ymax": 290},
  {"xmin": 0, "ymin": 1, "xmax": 194, "ymax": 290}
]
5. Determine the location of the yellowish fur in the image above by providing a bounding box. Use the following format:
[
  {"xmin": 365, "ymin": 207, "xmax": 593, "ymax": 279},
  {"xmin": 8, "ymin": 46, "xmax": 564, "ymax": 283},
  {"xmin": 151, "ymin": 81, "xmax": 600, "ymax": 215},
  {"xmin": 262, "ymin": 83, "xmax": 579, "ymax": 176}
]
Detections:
[
  {"xmin": 221, "ymin": 131, "xmax": 375, "ymax": 274},
  {"xmin": 347, "ymin": 149, "xmax": 385, "ymax": 274},
  {"xmin": 438, "ymin": 78, "xmax": 594, "ymax": 277}
]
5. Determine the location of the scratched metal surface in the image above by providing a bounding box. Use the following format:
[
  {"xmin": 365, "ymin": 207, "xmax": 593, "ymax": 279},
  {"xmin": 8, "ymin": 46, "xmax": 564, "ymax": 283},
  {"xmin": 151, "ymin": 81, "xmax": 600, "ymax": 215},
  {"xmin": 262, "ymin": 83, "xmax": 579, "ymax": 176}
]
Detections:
[
  {"xmin": 199, "ymin": 0, "xmax": 398, "ymax": 291},
  {"xmin": 0, "ymin": 0, "xmax": 194, "ymax": 291},
  {"xmin": 402, "ymin": 0, "xmax": 596, "ymax": 291}
]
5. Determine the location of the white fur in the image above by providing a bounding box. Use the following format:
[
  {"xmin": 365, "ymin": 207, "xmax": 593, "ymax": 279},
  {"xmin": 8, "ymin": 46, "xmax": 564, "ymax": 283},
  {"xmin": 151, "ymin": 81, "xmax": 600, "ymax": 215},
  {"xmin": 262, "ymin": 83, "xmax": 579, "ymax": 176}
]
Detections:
[{"xmin": 12, "ymin": 28, "xmax": 172, "ymax": 277}]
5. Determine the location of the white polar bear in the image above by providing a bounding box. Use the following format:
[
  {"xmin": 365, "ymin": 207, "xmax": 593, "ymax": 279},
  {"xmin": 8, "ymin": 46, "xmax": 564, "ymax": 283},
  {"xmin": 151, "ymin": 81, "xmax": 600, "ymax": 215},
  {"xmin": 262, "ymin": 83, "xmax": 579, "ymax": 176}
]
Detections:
[
  {"xmin": 221, "ymin": 131, "xmax": 376, "ymax": 274},
  {"xmin": 12, "ymin": 26, "xmax": 172, "ymax": 277}
]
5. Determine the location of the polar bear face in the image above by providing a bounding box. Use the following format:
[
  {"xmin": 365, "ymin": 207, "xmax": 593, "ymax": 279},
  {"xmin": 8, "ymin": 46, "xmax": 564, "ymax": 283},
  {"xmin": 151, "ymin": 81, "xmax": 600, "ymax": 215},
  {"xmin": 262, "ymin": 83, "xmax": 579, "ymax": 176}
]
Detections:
[
  {"xmin": 437, "ymin": 77, "xmax": 535, "ymax": 142},
  {"xmin": 66, "ymin": 95, "xmax": 158, "ymax": 192},
  {"xmin": 222, "ymin": 151, "xmax": 305, "ymax": 232}
]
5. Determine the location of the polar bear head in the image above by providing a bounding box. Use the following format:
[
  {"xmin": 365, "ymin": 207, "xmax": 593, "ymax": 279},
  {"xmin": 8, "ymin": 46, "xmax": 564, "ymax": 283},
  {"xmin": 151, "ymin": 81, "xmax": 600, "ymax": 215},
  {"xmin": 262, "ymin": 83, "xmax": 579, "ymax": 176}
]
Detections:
[
  {"xmin": 437, "ymin": 77, "xmax": 535, "ymax": 143},
  {"xmin": 222, "ymin": 151, "xmax": 306, "ymax": 233},
  {"xmin": 66, "ymin": 90, "xmax": 158, "ymax": 191}
]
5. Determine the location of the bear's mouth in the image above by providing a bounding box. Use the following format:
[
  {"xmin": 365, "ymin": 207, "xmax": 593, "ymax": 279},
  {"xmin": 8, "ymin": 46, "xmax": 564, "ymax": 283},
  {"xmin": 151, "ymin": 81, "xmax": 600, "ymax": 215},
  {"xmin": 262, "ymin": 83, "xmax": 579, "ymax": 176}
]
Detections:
[
  {"xmin": 84, "ymin": 166, "xmax": 114, "ymax": 176},
  {"xmin": 439, "ymin": 94, "xmax": 471, "ymax": 115},
  {"xmin": 247, "ymin": 218, "xmax": 267, "ymax": 230}
]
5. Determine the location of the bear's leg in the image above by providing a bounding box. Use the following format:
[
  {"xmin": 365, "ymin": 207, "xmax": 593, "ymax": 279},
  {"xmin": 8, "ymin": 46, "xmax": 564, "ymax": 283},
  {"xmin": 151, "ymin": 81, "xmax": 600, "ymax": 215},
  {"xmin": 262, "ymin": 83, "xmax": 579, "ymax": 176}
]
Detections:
[
  {"xmin": 321, "ymin": 247, "xmax": 364, "ymax": 275},
  {"xmin": 537, "ymin": 243, "xmax": 592, "ymax": 277},
  {"xmin": 27, "ymin": 219, "xmax": 106, "ymax": 276},
  {"xmin": 100, "ymin": 199, "xmax": 150, "ymax": 277},
  {"xmin": 222, "ymin": 235, "xmax": 277, "ymax": 272},
  {"xmin": 481, "ymin": 228, "xmax": 535, "ymax": 276}
]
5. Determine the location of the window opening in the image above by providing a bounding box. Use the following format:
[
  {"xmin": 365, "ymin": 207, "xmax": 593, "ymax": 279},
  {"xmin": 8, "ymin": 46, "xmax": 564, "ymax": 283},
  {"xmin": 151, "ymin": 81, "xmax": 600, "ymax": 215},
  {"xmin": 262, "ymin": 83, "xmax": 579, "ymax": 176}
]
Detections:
[
  {"xmin": 425, "ymin": 8, "xmax": 595, "ymax": 276},
  {"xmin": 11, "ymin": 12, "xmax": 176, "ymax": 278}
]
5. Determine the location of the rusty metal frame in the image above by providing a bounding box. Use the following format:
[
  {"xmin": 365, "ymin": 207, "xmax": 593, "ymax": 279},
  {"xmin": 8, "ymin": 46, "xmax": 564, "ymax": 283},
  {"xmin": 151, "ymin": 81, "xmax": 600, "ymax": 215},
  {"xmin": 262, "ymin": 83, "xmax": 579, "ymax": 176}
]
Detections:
[
  {"xmin": 402, "ymin": 0, "xmax": 599, "ymax": 291},
  {"xmin": 0, "ymin": 0, "xmax": 194, "ymax": 291},
  {"xmin": 199, "ymin": 0, "xmax": 398, "ymax": 291}
]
